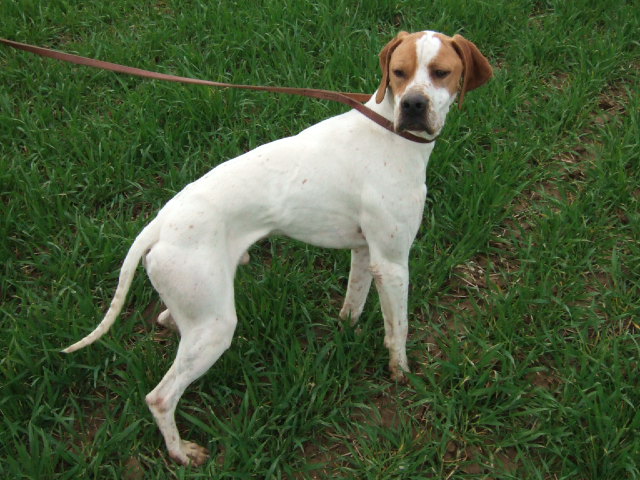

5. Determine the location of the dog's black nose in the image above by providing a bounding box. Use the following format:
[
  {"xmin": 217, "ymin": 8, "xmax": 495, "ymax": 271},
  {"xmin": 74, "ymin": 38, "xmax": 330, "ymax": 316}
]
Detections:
[{"xmin": 401, "ymin": 94, "xmax": 428, "ymax": 116}]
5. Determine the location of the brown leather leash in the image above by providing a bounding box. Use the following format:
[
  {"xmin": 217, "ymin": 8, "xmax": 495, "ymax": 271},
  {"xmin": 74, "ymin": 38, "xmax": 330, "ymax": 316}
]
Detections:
[{"xmin": 1, "ymin": 38, "xmax": 432, "ymax": 144}]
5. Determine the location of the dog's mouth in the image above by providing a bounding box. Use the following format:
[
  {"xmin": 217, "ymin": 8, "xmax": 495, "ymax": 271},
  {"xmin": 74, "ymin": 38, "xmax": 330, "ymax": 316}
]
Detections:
[
  {"xmin": 395, "ymin": 92, "xmax": 439, "ymax": 137},
  {"xmin": 396, "ymin": 118, "xmax": 438, "ymax": 138},
  {"xmin": 396, "ymin": 120, "xmax": 436, "ymax": 135}
]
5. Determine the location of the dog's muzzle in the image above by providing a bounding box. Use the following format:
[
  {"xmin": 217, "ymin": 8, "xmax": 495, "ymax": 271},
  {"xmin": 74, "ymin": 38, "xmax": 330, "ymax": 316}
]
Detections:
[{"xmin": 397, "ymin": 92, "xmax": 435, "ymax": 135}]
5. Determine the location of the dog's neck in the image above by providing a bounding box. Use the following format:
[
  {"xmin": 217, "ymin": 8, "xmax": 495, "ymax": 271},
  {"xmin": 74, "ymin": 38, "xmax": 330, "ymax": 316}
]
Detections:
[{"xmin": 365, "ymin": 88, "xmax": 395, "ymax": 122}]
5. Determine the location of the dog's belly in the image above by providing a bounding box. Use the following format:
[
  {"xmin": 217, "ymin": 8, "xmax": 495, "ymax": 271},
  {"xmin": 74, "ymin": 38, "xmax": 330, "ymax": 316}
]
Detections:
[
  {"xmin": 156, "ymin": 165, "xmax": 368, "ymax": 255},
  {"xmin": 277, "ymin": 212, "xmax": 367, "ymax": 250}
]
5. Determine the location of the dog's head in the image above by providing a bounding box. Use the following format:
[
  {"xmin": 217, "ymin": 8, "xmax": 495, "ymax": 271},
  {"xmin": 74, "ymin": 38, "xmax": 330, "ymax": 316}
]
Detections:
[{"xmin": 375, "ymin": 31, "xmax": 492, "ymax": 139}]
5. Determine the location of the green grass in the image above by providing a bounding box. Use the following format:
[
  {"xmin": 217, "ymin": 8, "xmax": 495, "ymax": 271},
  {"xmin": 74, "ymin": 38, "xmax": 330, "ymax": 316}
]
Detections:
[{"xmin": 1, "ymin": 0, "xmax": 639, "ymax": 478}]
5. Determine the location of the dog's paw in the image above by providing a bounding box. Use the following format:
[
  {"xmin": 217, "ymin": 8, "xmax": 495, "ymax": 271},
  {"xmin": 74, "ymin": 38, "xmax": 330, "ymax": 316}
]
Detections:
[
  {"xmin": 170, "ymin": 440, "xmax": 210, "ymax": 467},
  {"xmin": 338, "ymin": 305, "xmax": 361, "ymax": 324},
  {"xmin": 184, "ymin": 441, "xmax": 210, "ymax": 466},
  {"xmin": 390, "ymin": 366, "xmax": 409, "ymax": 384}
]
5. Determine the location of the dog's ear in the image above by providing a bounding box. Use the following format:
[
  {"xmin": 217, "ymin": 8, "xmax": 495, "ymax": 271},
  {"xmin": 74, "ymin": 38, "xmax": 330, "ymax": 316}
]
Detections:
[
  {"xmin": 451, "ymin": 34, "xmax": 493, "ymax": 109},
  {"xmin": 375, "ymin": 31, "xmax": 409, "ymax": 104}
]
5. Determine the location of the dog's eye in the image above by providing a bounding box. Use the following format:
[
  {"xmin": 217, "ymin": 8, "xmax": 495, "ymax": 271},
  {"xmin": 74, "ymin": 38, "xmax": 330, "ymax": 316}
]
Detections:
[
  {"xmin": 392, "ymin": 69, "xmax": 406, "ymax": 78},
  {"xmin": 433, "ymin": 69, "xmax": 451, "ymax": 79}
]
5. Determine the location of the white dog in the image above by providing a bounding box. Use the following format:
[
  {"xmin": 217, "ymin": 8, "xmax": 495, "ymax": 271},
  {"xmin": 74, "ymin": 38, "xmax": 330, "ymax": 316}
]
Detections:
[{"xmin": 64, "ymin": 30, "xmax": 492, "ymax": 465}]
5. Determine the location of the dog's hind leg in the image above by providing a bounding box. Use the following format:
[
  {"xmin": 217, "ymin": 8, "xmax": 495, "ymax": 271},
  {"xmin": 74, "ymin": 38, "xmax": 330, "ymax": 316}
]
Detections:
[
  {"xmin": 145, "ymin": 315, "xmax": 236, "ymax": 465},
  {"xmin": 146, "ymin": 319, "xmax": 235, "ymax": 465},
  {"xmin": 157, "ymin": 309, "xmax": 179, "ymax": 332},
  {"xmin": 144, "ymin": 247, "xmax": 237, "ymax": 466},
  {"xmin": 155, "ymin": 250, "xmax": 249, "ymax": 336}
]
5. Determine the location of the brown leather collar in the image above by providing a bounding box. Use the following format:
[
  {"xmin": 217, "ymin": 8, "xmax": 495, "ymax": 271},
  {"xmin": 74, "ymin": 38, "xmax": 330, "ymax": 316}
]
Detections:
[{"xmin": 1, "ymin": 38, "xmax": 434, "ymax": 144}]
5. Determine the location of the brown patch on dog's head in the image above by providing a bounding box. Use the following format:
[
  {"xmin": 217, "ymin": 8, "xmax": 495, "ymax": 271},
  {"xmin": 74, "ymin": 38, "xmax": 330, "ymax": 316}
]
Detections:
[
  {"xmin": 385, "ymin": 32, "xmax": 431, "ymax": 101},
  {"xmin": 376, "ymin": 31, "xmax": 418, "ymax": 103},
  {"xmin": 429, "ymin": 34, "xmax": 466, "ymax": 96}
]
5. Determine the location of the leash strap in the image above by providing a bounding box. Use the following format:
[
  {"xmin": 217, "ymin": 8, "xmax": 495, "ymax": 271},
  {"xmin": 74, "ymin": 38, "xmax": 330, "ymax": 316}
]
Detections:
[{"xmin": 1, "ymin": 38, "xmax": 432, "ymax": 144}]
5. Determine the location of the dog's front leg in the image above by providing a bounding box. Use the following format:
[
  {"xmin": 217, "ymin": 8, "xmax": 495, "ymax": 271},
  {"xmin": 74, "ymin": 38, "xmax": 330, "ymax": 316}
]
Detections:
[
  {"xmin": 339, "ymin": 246, "xmax": 372, "ymax": 324},
  {"xmin": 369, "ymin": 251, "xmax": 410, "ymax": 382}
]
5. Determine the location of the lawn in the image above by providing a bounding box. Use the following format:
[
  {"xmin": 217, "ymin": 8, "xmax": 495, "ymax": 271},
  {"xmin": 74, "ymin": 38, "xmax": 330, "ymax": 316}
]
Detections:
[{"xmin": 1, "ymin": 0, "xmax": 639, "ymax": 478}]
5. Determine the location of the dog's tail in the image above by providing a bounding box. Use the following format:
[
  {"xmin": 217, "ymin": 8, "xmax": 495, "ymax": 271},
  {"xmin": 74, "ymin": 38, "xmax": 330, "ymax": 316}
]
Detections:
[{"xmin": 62, "ymin": 220, "xmax": 161, "ymax": 353}]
